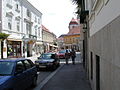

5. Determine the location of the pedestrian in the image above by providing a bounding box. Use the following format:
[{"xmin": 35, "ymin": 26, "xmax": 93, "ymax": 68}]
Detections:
[
  {"xmin": 70, "ymin": 48, "xmax": 76, "ymax": 64},
  {"xmin": 65, "ymin": 50, "xmax": 70, "ymax": 64}
]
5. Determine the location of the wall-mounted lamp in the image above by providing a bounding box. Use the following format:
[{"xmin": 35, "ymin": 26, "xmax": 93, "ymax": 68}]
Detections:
[{"xmin": 83, "ymin": 22, "xmax": 87, "ymax": 29}]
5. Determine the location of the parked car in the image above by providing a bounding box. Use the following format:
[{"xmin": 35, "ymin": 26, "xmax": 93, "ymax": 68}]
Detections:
[
  {"xmin": 58, "ymin": 49, "xmax": 71, "ymax": 59},
  {"xmin": 35, "ymin": 53, "xmax": 60, "ymax": 71},
  {"xmin": 0, "ymin": 58, "xmax": 38, "ymax": 90}
]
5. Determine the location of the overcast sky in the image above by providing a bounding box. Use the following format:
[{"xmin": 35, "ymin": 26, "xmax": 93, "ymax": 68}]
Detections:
[{"xmin": 28, "ymin": 0, "xmax": 77, "ymax": 37}]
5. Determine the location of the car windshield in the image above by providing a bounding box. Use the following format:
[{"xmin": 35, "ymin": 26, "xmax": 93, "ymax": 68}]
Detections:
[
  {"xmin": 0, "ymin": 61, "xmax": 15, "ymax": 75},
  {"xmin": 40, "ymin": 53, "xmax": 52, "ymax": 59}
]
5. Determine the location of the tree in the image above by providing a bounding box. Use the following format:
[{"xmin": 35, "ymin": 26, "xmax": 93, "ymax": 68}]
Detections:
[
  {"xmin": 0, "ymin": 33, "xmax": 9, "ymax": 40},
  {"xmin": 71, "ymin": 0, "xmax": 82, "ymax": 15}
]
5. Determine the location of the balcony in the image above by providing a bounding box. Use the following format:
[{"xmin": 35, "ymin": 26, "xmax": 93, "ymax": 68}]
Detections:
[{"xmin": 29, "ymin": 34, "xmax": 37, "ymax": 40}]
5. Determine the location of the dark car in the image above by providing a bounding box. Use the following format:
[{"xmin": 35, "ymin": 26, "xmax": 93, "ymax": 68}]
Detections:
[
  {"xmin": 35, "ymin": 53, "xmax": 60, "ymax": 71},
  {"xmin": 0, "ymin": 58, "xmax": 38, "ymax": 90}
]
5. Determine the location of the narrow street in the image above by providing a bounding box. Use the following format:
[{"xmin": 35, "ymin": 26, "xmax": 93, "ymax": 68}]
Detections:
[{"xmin": 30, "ymin": 52, "xmax": 91, "ymax": 90}]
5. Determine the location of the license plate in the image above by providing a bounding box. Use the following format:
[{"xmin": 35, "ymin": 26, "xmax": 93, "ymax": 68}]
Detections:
[{"xmin": 39, "ymin": 66, "xmax": 46, "ymax": 68}]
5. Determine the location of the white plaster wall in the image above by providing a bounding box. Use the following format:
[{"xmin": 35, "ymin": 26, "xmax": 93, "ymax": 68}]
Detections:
[{"xmin": 90, "ymin": 0, "xmax": 120, "ymax": 36}]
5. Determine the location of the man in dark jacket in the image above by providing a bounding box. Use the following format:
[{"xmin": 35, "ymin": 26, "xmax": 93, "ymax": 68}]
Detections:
[{"xmin": 70, "ymin": 48, "xmax": 76, "ymax": 64}]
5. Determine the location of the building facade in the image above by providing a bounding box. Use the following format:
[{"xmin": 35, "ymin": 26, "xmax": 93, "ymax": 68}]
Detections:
[
  {"xmin": 0, "ymin": 0, "xmax": 42, "ymax": 58},
  {"xmin": 84, "ymin": 0, "xmax": 120, "ymax": 90},
  {"xmin": 42, "ymin": 25, "xmax": 58, "ymax": 53},
  {"xmin": 62, "ymin": 18, "xmax": 81, "ymax": 51},
  {"xmin": 57, "ymin": 34, "xmax": 65, "ymax": 50}
]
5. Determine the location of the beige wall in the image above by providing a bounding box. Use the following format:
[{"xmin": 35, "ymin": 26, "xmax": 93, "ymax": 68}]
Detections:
[
  {"xmin": 89, "ymin": 15, "xmax": 120, "ymax": 90},
  {"xmin": 42, "ymin": 30, "xmax": 55, "ymax": 43}
]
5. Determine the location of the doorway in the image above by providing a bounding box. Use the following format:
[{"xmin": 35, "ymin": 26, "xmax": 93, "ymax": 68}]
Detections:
[{"xmin": 96, "ymin": 55, "xmax": 100, "ymax": 90}]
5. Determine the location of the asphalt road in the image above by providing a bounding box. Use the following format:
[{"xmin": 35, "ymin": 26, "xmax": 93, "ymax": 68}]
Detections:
[{"xmin": 27, "ymin": 52, "xmax": 84, "ymax": 90}]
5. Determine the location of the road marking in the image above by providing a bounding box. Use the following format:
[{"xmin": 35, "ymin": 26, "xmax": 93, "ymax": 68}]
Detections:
[{"xmin": 34, "ymin": 64, "xmax": 64, "ymax": 90}]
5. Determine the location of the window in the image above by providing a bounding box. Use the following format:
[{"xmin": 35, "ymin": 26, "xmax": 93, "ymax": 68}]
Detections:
[
  {"xmin": 7, "ymin": 0, "xmax": 12, "ymax": 4},
  {"xmin": 16, "ymin": 4, "xmax": 19, "ymax": 10},
  {"xmin": 26, "ymin": 23, "xmax": 31, "ymax": 34},
  {"xmin": 16, "ymin": 61, "xmax": 25, "ymax": 72},
  {"xmin": 34, "ymin": 25, "xmax": 37, "ymax": 36},
  {"xmin": 0, "ymin": 62, "xmax": 14, "ymax": 75},
  {"xmin": 16, "ymin": 21, "xmax": 20, "ymax": 32},
  {"xmin": 35, "ymin": 28, "xmax": 37, "ymax": 36},
  {"xmin": 27, "ymin": 9, "xmax": 31, "ymax": 17},
  {"xmin": 8, "ymin": 23, "xmax": 12, "ymax": 30},
  {"xmin": 27, "ymin": 60, "xmax": 34, "ymax": 67},
  {"xmin": 38, "ymin": 18, "xmax": 40, "ymax": 24},
  {"xmin": 38, "ymin": 27, "xmax": 40, "ymax": 36},
  {"xmin": 8, "ymin": 17, "xmax": 12, "ymax": 30},
  {"xmin": 23, "ymin": 60, "xmax": 31, "ymax": 69},
  {"xmin": 35, "ymin": 16, "xmax": 37, "ymax": 22}
]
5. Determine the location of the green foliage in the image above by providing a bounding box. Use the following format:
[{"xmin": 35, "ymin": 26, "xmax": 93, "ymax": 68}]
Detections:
[
  {"xmin": 0, "ymin": 33, "xmax": 9, "ymax": 40},
  {"xmin": 72, "ymin": 0, "xmax": 82, "ymax": 15},
  {"xmin": 72, "ymin": 0, "xmax": 82, "ymax": 6}
]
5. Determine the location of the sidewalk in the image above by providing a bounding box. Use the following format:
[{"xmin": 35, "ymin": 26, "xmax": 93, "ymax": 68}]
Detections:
[{"xmin": 40, "ymin": 63, "xmax": 92, "ymax": 90}]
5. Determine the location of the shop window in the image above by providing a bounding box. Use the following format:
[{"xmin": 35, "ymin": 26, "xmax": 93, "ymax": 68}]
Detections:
[{"xmin": 7, "ymin": 41, "xmax": 21, "ymax": 58}]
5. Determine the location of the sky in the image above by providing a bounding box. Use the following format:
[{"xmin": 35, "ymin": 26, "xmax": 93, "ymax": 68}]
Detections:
[{"xmin": 28, "ymin": 0, "xmax": 77, "ymax": 37}]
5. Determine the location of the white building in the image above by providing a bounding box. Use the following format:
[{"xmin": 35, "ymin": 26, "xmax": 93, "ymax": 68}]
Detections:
[
  {"xmin": 84, "ymin": 0, "xmax": 120, "ymax": 90},
  {"xmin": 0, "ymin": 0, "xmax": 42, "ymax": 58}
]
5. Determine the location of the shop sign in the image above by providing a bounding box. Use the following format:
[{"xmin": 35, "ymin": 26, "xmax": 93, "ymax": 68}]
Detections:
[{"xmin": 3, "ymin": 47, "xmax": 6, "ymax": 52}]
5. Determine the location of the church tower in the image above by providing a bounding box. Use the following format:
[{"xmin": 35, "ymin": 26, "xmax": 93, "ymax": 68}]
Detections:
[{"xmin": 68, "ymin": 18, "xmax": 80, "ymax": 34}]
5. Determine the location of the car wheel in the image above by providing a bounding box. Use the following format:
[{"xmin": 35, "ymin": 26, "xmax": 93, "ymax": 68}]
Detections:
[
  {"xmin": 31, "ymin": 76, "xmax": 37, "ymax": 87},
  {"xmin": 57, "ymin": 63, "xmax": 60, "ymax": 67},
  {"xmin": 52, "ymin": 65, "xmax": 56, "ymax": 71}
]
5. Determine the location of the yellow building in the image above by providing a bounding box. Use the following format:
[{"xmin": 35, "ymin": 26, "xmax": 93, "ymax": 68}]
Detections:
[{"xmin": 63, "ymin": 18, "xmax": 80, "ymax": 51}]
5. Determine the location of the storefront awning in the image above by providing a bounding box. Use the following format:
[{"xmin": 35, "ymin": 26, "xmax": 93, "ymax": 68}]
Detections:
[
  {"xmin": 49, "ymin": 44, "xmax": 58, "ymax": 48},
  {"xmin": 36, "ymin": 41, "xmax": 43, "ymax": 45},
  {"xmin": 7, "ymin": 38, "xmax": 22, "ymax": 41}
]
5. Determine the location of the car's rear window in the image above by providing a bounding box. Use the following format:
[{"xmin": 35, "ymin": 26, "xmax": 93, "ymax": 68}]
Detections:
[
  {"xmin": 41, "ymin": 53, "xmax": 52, "ymax": 59},
  {"xmin": 59, "ymin": 50, "xmax": 66, "ymax": 53},
  {"xmin": 0, "ymin": 61, "xmax": 15, "ymax": 75}
]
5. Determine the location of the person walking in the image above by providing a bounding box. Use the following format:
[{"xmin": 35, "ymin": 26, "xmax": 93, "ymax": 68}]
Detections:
[
  {"xmin": 70, "ymin": 48, "xmax": 76, "ymax": 64},
  {"xmin": 65, "ymin": 50, "xmax": 70, "ymax": 64}
]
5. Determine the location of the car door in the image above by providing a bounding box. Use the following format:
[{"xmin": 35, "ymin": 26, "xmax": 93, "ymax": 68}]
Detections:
[
  {"xmin": 22, "ymin": 60, "xmax": 35, "ymax": 87},
  {"xmin": 13, "ymin": 61, "xmax": 26, "ymax": 90}
]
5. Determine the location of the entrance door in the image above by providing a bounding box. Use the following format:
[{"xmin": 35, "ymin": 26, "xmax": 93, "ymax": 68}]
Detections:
[{"xmin": 96, "ymin": 55, "xmax": 100, "ymax": 90}]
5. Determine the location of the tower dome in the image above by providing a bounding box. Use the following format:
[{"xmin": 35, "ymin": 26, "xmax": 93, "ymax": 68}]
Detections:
[{"xmin": 69, "ymin": 18, "xmax": 78, "ymax": 25}]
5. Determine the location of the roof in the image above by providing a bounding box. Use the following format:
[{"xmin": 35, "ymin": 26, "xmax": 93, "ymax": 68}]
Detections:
[
  {"xmin": 69, "ymin": 18, "xmax": 79, "ymax": 25},
  {"xmin": 42, "ymin": 25, "xmax": 56, "ymax": 36},
  {"xmin": 42, "ymin": 25, "xmax": 50, "ymax": 32}
]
